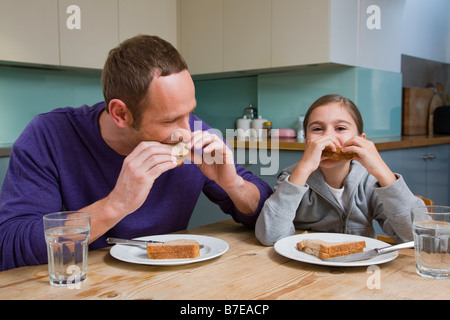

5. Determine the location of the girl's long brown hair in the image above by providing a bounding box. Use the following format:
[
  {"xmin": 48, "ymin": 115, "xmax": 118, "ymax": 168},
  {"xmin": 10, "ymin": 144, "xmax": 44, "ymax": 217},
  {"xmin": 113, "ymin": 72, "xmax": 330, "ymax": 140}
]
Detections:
[{"xmin": 303, "ymin": 94, "xmax": 364, "ymax": 137}]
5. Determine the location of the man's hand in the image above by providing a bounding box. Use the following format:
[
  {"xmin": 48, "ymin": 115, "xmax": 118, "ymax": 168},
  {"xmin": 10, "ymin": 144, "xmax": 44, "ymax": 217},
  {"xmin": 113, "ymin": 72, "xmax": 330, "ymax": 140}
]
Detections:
[
  {"xmin": 108, "ymin": 141, "xmax": 178, "ymax": 214},
  {"xmin": 187, "ymin": 130, "xmax": 259, "ymax": 214},
  {"xmin": 187, "ymin": 130, "xmax": 237, "ymax": 189},
  {"xmin": 84, "ymin": 141, "xmax": 177, "ymax": 242}
]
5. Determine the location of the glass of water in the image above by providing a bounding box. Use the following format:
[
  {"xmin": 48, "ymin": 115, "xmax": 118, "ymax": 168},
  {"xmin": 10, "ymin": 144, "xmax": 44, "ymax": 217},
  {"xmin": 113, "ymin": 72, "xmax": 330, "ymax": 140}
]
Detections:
[
  {"xmin": 412, "ymin": 205, "xmax": 450, "ymax": 279},
  {"xmin": 43, "ymin": 211, "xmax": 91, "ymax": 287}
]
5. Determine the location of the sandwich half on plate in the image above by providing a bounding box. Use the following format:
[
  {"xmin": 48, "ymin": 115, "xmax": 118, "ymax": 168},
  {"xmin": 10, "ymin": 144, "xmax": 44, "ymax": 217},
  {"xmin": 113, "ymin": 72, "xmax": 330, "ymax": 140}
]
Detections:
[
  {"xmin": 147, "ymin": 239, "xmax": 200, "ymax": 259},
  {"xmin": 297, "ymin": 239, "xmax": 366, "ymax": 259}
]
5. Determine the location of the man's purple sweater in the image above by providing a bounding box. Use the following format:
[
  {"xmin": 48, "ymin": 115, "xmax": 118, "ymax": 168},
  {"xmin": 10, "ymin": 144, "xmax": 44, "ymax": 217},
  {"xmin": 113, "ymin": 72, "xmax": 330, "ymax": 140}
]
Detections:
[{"xmin": 0, "ymin": 102, "xmax": 272, "ymax": 270}]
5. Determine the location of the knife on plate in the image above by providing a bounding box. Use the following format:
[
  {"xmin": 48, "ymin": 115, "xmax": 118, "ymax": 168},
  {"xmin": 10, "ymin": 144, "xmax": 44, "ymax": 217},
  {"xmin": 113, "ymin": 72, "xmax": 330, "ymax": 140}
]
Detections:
[
  {"xmin": 321, "ymin": 241, "xmax": 414, "ymax": 262},
  {"xmin": 106, "ymin": 237, "xmax": 204, "ymax": 249},
  {"xmin": 107, "ymin": 237, "xmax": 163, "ymax": 246}
]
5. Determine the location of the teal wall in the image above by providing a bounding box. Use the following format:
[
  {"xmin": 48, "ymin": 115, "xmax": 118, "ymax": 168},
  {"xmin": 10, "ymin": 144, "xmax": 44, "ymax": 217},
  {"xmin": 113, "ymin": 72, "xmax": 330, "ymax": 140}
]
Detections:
[
  {"xmin": 194, "ymin": 76, "xmax": 257, "ymax": 136},
  {"xmin": 0, "ymin": 64, "xmax": 402, "ymax": 145},
  {"xmin": 0, "ymin": 65, "xmax": 103, "ymax": 144},
  {"xmin": 0, "ymin": 63, "xmax": 405, "ymax": 228},
  {"xmin": 196, "ymin": 66, "xmax": 402, "ymax": 138}
]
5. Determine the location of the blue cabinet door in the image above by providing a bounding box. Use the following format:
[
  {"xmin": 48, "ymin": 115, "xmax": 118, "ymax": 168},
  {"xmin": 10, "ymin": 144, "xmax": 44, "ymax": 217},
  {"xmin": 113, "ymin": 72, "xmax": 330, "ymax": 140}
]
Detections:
[
  {"xmin": 381, "ymin": 147, "xmax": 427, "ymax": 197},
  {"xmin": 424, "ymin": 144, "xmax": 449, "ymax": 205},
  {"xmin": 381, "ymin": 145, "xmax": 449, "ymax": 205}
]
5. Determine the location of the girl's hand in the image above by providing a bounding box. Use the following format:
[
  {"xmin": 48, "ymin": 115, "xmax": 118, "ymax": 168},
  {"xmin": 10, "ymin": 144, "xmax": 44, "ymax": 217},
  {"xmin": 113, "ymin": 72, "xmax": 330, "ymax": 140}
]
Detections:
[
  {"xmin": 288, "ymin": 135, "xmax": 341, "ymax": 186},
  {"xmin": 342, "ymin": 136, "xmax": 397, "ymax": 186}
]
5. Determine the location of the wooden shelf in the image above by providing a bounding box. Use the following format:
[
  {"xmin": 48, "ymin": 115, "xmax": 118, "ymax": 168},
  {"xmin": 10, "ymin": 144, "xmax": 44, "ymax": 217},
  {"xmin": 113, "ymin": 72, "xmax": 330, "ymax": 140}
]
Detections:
[
  {"xmin": 2, "ymin": 135, "xmax": 449, "ymax": 158},
  {"xmin": 228, "ymin": 135, "xmax": 450, "ymax": 151}
]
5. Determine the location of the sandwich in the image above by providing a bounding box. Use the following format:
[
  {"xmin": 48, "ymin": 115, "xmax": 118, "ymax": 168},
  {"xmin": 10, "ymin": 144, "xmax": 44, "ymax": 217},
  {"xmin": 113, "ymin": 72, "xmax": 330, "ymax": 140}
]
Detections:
[
  {"xmin": 166, "ymin": 141, "xmax": 190, "ymax": 166},
  {"xmin": 147, "ymin": 239, "xmax": 200, "ymax": 259},
  {"xmin": 322, "ymin": 146, "xmax": 355, "ymax": 160},
  {"xmin": 297, "ymin": 239, "xmax": 366, "ymax": 259}
]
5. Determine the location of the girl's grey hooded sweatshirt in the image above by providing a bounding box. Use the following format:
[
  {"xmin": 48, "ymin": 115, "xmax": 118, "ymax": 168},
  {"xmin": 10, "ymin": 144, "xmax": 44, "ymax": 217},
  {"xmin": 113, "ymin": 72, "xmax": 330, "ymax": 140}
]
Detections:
[{"xmin": 255, "ymin": 161, "xmax": 422, "ymax": 246}]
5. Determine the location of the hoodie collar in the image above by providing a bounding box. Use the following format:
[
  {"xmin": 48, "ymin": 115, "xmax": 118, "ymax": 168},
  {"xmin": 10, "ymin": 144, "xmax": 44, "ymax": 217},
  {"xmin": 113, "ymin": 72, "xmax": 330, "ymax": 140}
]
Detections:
[{"xmin": 306, "ymin": 161, "xmax": 367, "ymax": 211}]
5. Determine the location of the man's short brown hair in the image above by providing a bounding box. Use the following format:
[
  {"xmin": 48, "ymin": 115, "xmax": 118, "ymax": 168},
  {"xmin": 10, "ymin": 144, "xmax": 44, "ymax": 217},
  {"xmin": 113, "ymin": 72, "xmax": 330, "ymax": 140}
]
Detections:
[{"xmin": 101, "ymin": 35, "xmax": 188, "ymax": 128}]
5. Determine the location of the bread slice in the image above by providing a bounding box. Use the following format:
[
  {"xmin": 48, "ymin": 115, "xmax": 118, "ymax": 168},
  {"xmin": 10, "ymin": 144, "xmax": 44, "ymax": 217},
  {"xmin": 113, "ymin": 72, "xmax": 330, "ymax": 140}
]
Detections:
[
  {"xmin": 167, "ymin": 141, "xmax": 190, "ymax": 166},
  {"xmin": 322, "ymin": 146, "xmax": 355, "ymax": 160},
  {"xmin": 146, "ymin": 239, "xmax": 200, "ymax": 259},
  {"xmin": 297, "ymin": 239, "xmax": 366, "ymax": 259}
]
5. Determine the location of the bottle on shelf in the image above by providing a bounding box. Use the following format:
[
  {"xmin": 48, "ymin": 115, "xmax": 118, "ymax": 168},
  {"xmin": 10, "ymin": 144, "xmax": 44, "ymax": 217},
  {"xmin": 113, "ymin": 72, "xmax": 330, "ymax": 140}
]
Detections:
[
  {"xmin": 297, "ymin": 115, "xmax": 305, "ymax": 142},
  {"xmin": 236, "ymin": 115, "xmax": 252, "ymax": 141},
  {"xmin": 251, "ymin": 115, "xmax": 267, "ymax": 140},
  {"xmin": 263, "ymin": 121, "xmax": 272, "ymax": 140}
]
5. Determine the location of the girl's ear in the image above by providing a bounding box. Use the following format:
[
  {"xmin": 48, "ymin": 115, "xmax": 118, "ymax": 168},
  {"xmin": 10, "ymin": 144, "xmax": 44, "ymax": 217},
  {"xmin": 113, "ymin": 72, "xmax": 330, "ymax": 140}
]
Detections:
[
  {"xmin": 361, "ymin": 133, "xmax": 367, "ymax": 139},
  {"xmin": 108, "ymin": 99, "xmax": 133, "ymax": 128}
]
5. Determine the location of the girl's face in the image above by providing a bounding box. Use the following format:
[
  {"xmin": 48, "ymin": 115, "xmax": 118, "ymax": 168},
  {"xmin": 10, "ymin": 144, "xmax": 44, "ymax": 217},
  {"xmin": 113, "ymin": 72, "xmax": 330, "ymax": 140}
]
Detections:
[{"xmin": 305, "ymin": 102, "xmax": 360, "ymax": 146}]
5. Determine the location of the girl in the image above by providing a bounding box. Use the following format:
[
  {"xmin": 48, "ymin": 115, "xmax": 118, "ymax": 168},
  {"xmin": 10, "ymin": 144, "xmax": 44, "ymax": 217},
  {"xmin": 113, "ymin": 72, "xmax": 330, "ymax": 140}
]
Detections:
[{"xmin": 256, "ymin": 94, "xmax": 422, "ymax": 245}]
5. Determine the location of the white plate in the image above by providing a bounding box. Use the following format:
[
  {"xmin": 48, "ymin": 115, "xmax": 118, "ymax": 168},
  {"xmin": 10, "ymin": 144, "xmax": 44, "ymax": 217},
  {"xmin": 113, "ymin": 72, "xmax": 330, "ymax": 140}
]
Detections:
[
  {"xmin": 274, "ymin": 233, "xmax": 398, "ymax": 267},
  {"xmin": 110, "ymin": 234, "xmax": 229, "ymax": 266}
]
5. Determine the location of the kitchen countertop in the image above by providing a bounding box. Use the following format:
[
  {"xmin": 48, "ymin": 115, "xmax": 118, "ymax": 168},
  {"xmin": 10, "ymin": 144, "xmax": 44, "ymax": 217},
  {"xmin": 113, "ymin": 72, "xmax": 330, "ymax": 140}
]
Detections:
[
  {"xmin": 0, "ymin": 144, "xmax": 11, "ymax": 157},
  {"xmin": 1, "ymin": 135, "xmax": 449, "ymax": 157},
  {"xmin": 228, "ymin": 134, "xmax": 450, "ymax": 151}
]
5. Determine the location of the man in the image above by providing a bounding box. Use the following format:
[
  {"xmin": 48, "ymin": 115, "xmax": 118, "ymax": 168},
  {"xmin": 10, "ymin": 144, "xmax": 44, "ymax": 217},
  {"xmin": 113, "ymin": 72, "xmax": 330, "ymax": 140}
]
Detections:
[{"xmin": 0, "ymin": 35, "xmax": 272, "ymax": 270}]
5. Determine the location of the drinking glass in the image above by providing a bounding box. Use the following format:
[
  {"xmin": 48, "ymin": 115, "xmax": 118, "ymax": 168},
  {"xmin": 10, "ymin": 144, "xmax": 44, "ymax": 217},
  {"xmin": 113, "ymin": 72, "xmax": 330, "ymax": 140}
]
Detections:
[
  {"xmin": 43, "ymin": 211, "xmax": 91, "ymax": 287},
  {"xmin": 412, "ymin": 205, "xmax": 450, "ymax": 279}
]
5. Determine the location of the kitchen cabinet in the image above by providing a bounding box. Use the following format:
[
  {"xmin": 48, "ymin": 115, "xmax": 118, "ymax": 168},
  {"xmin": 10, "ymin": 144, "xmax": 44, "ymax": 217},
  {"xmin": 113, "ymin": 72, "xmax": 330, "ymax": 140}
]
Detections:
[
  {"xmin": 0, "ymin": 0, "xmax": 59, "ymax": 65},
  {"xmin": 58, "ymin": 0, "xmax": 119, "ymax": 69},
  {"xmin": 181, "ymin": 0, "xmax": 404, "ymax": 75},
  {"xmin": 1, "ymin": 0, "xmax": 178, "ymax": 69},
  {"xmin": 381, "ymin": 145, "xmax": 450, "ymax": 206},
  {"xmin": 180, "ymin": 0, "xmax": 273, "ymax": 75},
  {"xmin": 272, "ymin": 0, "xmax": 404, "ymax": 72},
  {"xmin": 180, "ymin": 0, "xmax": 223, "ymax": 74},
  {"xmin": 223, "ymin": 0, "xmax": 272, "ymax": 72},
  {"xmin": 271, "ymin": 0, "xmax": 330, "ymax": 67},
  {"xmin": 181, "ymin": 0, "xmax": 334, "ymax": 74},
  {"xmin": 118, "ymin": 0, "xmax": 178, "ymax": 47},
  {"xmin": 60, "ymin": 0, "xmax": 178, "ymax": 69}
]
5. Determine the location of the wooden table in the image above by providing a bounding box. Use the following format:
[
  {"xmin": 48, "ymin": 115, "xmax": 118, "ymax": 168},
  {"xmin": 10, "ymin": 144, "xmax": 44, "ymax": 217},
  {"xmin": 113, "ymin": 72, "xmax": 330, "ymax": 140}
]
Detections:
[{"xmin": 0, "ymin": 219, "xmax": 448, "ymax": 301}]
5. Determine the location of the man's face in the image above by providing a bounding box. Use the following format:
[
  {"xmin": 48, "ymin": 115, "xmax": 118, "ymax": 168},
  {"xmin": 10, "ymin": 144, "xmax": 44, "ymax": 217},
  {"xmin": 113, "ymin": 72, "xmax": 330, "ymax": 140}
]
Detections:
[{"xmin": 127, "ymin": 69, "xmax": 196, "ymax": 147}]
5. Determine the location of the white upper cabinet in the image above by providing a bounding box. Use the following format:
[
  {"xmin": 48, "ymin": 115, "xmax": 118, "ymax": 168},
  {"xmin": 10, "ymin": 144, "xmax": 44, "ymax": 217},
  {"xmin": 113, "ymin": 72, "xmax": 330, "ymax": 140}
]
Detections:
[
  {"xmin": 329, "ymin": 0, "xmax": 405, "ymax": 73},
  {"xmin": 274, "ymin": 0, "xmax": 405, "ymax": 72},
  {"xmin": 180, "ymin": 0, "xmax": 272, "ymax": 75},
  {"xmin": 181, "ymin": 0, "xmax": 405, "ymax": 75},
  {"xmin": 180, "ymin": 0, "xmax": 223, "ymax": 75},
  {"xmin": 272, "ymin": 0, "xmax": 331, "ymax": 68},
  {"xmin": 0, "ymin": 0, "xmax": 410, "ymax": 73},
  {"xmin": 0, "ymin": 0, "xmax": 59, "ymax": 65},
  {"xmin": 353, "ymin": 0, "xmax": 405, "ymax": 73},
  {"xmin": 0, "ymin": 0, "xmax": 178, "ymax": 69},
  {"xmin": 223, "ymin": 0, "xmax": 272, "ymax": 72},
  {"xmin": 58, "ymin": 0, "xmax": 119, "ymax": 69},
  {"xmin": 119, "ymin": 0, "xmax": 178, "ymax": 48}
]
